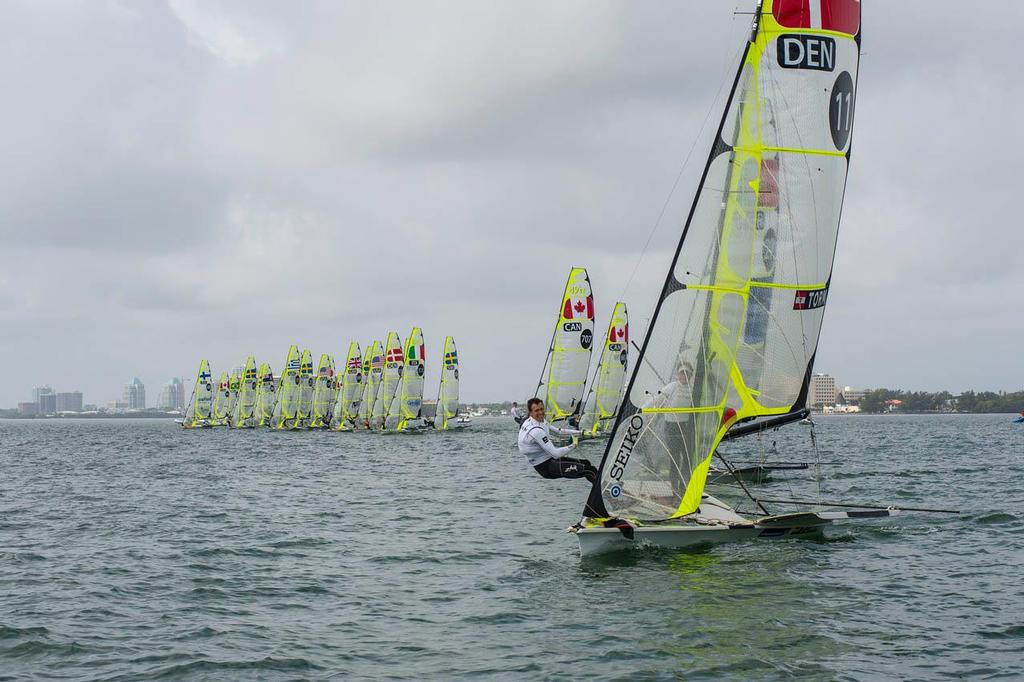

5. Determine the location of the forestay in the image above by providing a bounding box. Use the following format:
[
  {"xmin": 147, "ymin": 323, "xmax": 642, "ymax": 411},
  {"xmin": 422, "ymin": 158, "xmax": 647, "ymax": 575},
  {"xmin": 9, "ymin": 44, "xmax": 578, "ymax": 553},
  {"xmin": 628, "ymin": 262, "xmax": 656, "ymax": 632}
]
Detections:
[
  {"xmin": 585, "ymin": 0, "xmax": 861, "ymax": 521},
  {"xmin": 578, "ymin": 302, "xmax": 629, "ymax": 436},
  {"xmin": 434, "ymin": 336, "xmax": 460, "ymax": 430},
  {"xmin": 535, "ymin": 267, "xmax": 595, "ymax": 423}
]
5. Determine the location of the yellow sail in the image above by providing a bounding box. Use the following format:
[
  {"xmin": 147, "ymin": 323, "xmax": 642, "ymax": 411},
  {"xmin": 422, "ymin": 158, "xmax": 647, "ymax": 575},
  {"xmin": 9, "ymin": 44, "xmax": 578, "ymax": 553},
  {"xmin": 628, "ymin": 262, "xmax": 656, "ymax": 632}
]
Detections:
[
  {"xmin": 434, "ymin": 336, "xmax": 459, "ymax": 431},
  {"xmin": 578, "ymin": 302, "xmax": 629, "ymax": 437},
  {"xmin": 182, "ymin": 359, "xmax": 213, "ymax": 428},
  {"xmin": 254, "ymin": 362, "xmax": 276, "ymax": 426},
  {"xmin": 210, "ymin": 371, "xmax": 231, "ymax": 426},
  {"xmin": 332, "ymin": 342, "xmax": 363, "ymax": 431},
  {"xmin": 358, "ymin": 341, "xmax": 383, "ymax": 429},
  {"xmin": 310, "ymin": 353, "xmax": 336, "ymax": 428},
  {"xmin": 273, "ymin": 345, "xmax": 302, "ymax": 430},
  {"xmin": 535, "ymin": 267, "xmax": 595, "ymax": 423},
  {"xmin": 231, "ymin": 356, "xmax": 258, "ymax": 428}
]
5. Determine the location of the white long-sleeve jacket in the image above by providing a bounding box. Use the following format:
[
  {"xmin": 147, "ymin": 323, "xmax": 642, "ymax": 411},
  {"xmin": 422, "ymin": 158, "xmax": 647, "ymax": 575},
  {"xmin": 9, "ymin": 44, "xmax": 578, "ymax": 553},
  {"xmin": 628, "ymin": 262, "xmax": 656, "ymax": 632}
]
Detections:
[{"xmin": 517, "ymin": 417, "xmax": 580, "ymax": 466}]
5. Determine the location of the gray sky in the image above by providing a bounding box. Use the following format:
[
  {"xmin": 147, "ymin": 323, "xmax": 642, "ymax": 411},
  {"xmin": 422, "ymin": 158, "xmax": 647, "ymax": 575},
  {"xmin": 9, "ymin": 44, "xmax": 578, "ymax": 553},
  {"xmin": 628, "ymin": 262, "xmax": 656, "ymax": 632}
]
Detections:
[{"xmin": 2, "ymin": 0, "xmax": 1021, "ymax": 406}]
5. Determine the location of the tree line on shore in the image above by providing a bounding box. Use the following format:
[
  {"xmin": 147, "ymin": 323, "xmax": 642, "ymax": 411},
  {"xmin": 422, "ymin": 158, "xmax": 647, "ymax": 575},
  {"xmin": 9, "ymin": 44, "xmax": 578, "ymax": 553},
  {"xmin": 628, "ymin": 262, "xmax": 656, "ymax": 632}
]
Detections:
[{"xmin": 857, "ymin": 389, "xmax": 1024, "ymax": 414}]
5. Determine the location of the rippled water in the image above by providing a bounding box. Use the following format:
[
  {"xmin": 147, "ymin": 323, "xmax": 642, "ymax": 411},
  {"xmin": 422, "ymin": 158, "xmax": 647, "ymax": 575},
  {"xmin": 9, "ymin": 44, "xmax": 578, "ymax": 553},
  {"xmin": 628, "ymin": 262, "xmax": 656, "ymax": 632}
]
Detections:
[{"xmin": 1, "ymin": 414, "xmax": 1022, "ymax": 680}]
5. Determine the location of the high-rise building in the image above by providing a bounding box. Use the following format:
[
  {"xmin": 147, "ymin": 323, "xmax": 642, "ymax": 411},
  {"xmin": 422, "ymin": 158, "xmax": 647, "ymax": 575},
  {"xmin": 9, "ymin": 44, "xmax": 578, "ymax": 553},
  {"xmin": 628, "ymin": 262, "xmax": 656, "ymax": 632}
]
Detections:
[
  {"xmin": 17, "ymin": 402, "xmax": 38, "ymax": 416},
  {"xmin": 33, "ymin": 385, "xmax": 54, "ymax": 412},
  {"xmin": 56, "ymin": 392, "xmax": 83, "ymax": 412},
  {"xmin": 159, "ymin": 378, "xmax": 185, "ymax": 411},
  {"xmin": 123, "ymin": 378, "xmax": 146, "ymax": 410},
  {"xmin": 810, "ymin": 373, "xmax": 837, "ymax": 408},
  {"xmin": 38, "ymin": 393, "xmax": 57, "ymax": 414}
]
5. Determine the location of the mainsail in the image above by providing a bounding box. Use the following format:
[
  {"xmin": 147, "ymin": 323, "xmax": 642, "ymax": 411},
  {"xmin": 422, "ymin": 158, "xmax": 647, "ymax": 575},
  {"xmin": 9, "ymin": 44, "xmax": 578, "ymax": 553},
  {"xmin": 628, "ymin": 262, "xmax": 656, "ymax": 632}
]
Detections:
[
  {"xmin": 231, "ymin": 356, "xmax": 259, "ymax": 428},
  {"xmin": 386, "ymin": 327, "xmax": 425, "ymax": 431},
  {"xmin": 226, "ymin": 372, "xmax": 241, "ymax": 425},
  {"xmin": 211, "ymin": 371, "xmax": 231, "ymax": 426},
  {"xmin": 535, "ymin": 267, "xmax": 595, "ymax": 424},
  {"xmin": 254, "ymin": 362, "xmax": 276, "ymax": 426},
  {"xmin": 358, "ymin": 341, "xmax": 384, "ymax": 429},
  {"xmin": 585, "ymin": 0, "xmax": 861, "ymax": 521},
  {"xmin": 332, "ymin": 342, "xmax": 363, "ymax": 431},
  {"xmin": 297, "ymin": 349, "xmax": 314, "ymax": 425},
  {"xmin": 310, "ymin": 353, "xmax": 337, "ymax": 428},
  {"xmin": 182, "ymin": 359, "xmax": 214, "ymax": 428},
  {"xmin": 434, "ymin": 336, "xmax": 460, "ymax": 431},
  {"xmin": 578, "ymin": 302, "xmax": 629, "ymax": 436},
  {"xmin": 272, "ymin": 345, "xmax": 302, "ymax": 429},
  {"xmin": 375, "ymin": 332, "xmax": 404, "ymax": 429}
]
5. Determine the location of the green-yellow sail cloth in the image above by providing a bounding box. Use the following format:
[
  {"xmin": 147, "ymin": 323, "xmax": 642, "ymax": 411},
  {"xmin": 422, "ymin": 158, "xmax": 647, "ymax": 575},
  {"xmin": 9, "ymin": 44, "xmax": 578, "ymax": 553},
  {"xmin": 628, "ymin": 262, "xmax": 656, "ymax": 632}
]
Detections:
[
  {"xmin": 272, "ymin": 345, "xmax": 302, "ymax": 430},
  {"xmin": 254, "ymin": 362, "xmax": 276, "ymax": 426},
  {"xmin": 310, "ymin": 353, "xmax": 337, "ymax": 428},
  {"xmin": 231, "ymin": 356, "xmax": 258, "ymax": 428},
  {"xmin": 433, "ymin": 336, "xmax": 459, "ymax": 431},
  {"xmin": 535, "ymin": 267, "xmax": 595, "ymax": 424},
  {"xmin": 585, "ymin": 0, "xmax": 861, "ymax": 521},
  {"xmin": 182, "ymin": 359, "xmax": 213, "ymax": 428},
  {"xmin": 210, "ymin": 371, "xmax": 231, "ymax": 426},
  {"xmin": 332, "ymin": 342, "xmax": 363, "ymax": 431},
  {"xmin": 578, "ymin": 302, "xmax": 628, "ymax": 437}
]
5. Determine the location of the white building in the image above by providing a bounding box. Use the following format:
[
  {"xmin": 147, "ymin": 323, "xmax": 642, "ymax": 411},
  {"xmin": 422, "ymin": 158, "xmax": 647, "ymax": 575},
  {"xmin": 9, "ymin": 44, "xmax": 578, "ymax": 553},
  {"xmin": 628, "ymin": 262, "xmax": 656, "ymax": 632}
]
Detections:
[{"xmin": 159, "ymin": 378, "xmax": 185, "ymax": 411}]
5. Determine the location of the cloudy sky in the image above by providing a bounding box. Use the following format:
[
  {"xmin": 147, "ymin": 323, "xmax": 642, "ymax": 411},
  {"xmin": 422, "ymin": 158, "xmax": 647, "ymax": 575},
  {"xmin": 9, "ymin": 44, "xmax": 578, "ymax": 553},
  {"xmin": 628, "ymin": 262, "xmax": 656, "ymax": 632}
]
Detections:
[{"xmin": 1, "ymin": 0, "xmax": 1021, "ymax": 407}]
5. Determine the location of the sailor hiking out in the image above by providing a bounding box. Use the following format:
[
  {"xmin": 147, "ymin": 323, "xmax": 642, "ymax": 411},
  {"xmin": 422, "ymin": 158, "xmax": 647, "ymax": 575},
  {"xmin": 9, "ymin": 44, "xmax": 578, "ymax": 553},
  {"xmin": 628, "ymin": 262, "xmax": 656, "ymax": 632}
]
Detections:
[{"xmin": 518, "ymin": 398, "xmax": 598, "ymax": 483}]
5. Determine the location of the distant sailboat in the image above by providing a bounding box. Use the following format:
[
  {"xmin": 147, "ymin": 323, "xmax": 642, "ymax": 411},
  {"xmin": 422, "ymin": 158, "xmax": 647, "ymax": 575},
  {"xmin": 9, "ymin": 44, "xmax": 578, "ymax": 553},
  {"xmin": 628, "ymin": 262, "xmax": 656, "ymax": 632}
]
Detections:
[
  {"xmin": 332, "ymin": 342, "xmax": 363, "ymax": 431},
  {"xmin": 310, "ymin": 353, "xmax": 337, "ymax": 429},
  {"xmin": 374, "ymin": 332, "xmax": 404, "ymax": 430},
  {"xmin": 231, "ymin": 356, "xmax": 259, "ymax": 428},
  {"xmin": 296, "ymin": 349, "xmax": 314, "ymax": 429},
  {"xmin": 272, "ymin": 345, "xmax": 303, "ymax": 430},
  {"xmin": 254, "ymin": 362, "xmax": 276, "ymax": 426},
  {"xmin": 1015, "ymin": 410, "xmax": 1024, "ymax": 424},
  {"xmin": 578, "ymin": 302, "xmax": 629, "ymax": 439},
  {"xmin": 357, "ymin": 341, "xmax": 384, "ymax": 430},
  {"xmin": 386, "ymin": 327, "xmax": 426, "ymax": 431},
  {"xmin": 210, "ymin": 371, "xmax": 231, "ymax": 426},
  {"xmin": 534, "ymin": 267, "xmax": 596, "ymax": 428},
  {"xmin": 433, "ymin": 336, "xmax": 460, "ymax": 430},
  {"xmin": 181, "ymin": 359, "xmax": 214, "ymax": 429}
]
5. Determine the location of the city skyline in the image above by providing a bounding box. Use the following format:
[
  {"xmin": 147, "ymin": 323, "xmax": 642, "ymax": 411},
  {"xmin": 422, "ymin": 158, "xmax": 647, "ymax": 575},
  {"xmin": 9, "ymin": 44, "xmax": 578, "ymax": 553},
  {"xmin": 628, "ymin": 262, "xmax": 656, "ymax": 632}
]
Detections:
[{"xmin": 1, "ymin": 1, "xmax": 1022, "ymax": 406}]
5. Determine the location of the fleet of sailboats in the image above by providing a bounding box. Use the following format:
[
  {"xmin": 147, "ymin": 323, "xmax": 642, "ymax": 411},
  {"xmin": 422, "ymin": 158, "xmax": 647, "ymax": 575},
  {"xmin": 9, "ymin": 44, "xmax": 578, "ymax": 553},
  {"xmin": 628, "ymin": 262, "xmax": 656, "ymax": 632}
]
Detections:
[{"xmin": 181, "ymin": 329, "xmax": 462, "ymax": 433}]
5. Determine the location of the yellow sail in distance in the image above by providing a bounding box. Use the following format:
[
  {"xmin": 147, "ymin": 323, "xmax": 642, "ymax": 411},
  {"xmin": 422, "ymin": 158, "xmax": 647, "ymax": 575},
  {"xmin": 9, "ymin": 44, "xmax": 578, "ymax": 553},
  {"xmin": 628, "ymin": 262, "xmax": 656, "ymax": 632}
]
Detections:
[
  {"xmin": 273, "ymin": 345, "xmax": 302, "ymax": 429},
  {"xmin": 579, "ymin": 302, "xmax": 628, "ymax": 437},
  {"xmin": 586, "ymin": 0, "xmax": 861, "ymax": 522},
  {"xmin": 358, "ymin": 341, "xmax": 383, "ymax": 429},
  {"xmin": 182, "ymin": 359, "xmax": 213, "ymax": 428},
  {"xmin": 254, "ymin": 362, "xmax": 276, "ymax": 426},
  {"xmin": 434, "ymin": 336, "xmax": 459, "ymax": 431},
  {"xmin": 535, "ymin": 267, "xmax": 595, "ymax": 423},
  {"xmin": 210, "ymin": 371, "xmax": 231, "ymax": 426},
  {"xmin": 332, "ymin": 342, "xmax": 362, "ymax": 431},
  {"xmin": 310, "ymin": 353, "xmax": 336, "ymax": 428},
  {"xmin": 231, "ymin": 356, "xmax": 258, "ymax": 428}
]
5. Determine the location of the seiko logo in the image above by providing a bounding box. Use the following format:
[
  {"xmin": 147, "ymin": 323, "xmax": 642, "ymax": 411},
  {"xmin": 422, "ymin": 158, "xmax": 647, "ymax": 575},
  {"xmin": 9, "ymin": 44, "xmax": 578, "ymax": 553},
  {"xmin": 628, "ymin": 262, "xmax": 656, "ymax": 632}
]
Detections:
[
  {"xmin": 563, "ymin": 322, "xmax": 582, "ymax": 332},
  {"xmin": 793, "ymin": 286, "xmax": 829, "ymax": 310},
  {"xmin": 777, "ymin": 34, "xmax": 835, "ymax": 72},
  {"xmin": 608, "ymin": 414, "xmax": 644, "ymax": 481}
]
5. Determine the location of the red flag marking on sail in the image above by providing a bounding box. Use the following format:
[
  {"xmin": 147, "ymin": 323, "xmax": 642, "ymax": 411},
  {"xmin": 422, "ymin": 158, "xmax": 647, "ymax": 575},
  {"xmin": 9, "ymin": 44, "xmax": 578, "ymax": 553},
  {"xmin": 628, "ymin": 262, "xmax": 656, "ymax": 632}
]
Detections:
[{"xmin": 773, "ymin": 0, "xmax": 860, "ymax": 35}]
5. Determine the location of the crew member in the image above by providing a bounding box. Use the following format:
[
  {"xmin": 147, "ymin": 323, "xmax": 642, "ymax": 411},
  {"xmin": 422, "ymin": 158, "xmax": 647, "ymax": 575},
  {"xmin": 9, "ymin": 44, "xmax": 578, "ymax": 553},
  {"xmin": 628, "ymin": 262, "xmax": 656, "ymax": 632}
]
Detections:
[
  {"xmin": 511, "ymin": 401, "xmax": 526, "ymax": 425},
  {"xmin": 518, "ymin": 398, "xmax": 598, "ymax": 483}
]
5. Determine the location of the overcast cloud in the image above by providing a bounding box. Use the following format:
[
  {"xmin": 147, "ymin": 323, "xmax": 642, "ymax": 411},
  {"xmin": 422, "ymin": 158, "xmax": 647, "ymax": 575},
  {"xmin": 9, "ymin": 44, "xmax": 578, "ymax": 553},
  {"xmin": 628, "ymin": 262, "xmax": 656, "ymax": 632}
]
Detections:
[{"xmin": 1, "ymin": 0, "xmax": 1021, "ymax": 406}]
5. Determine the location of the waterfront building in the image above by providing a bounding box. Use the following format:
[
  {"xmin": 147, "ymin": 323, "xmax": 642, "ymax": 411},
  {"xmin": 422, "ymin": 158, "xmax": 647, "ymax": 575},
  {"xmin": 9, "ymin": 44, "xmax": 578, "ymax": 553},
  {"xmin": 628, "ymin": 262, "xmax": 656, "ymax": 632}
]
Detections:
[
  {"xmin": 159, "ymin": 378, "xmax": 185, "ymax": 411},
  {"xmin": 838, "ymin": 386, "xmax": 865, "ymax": 405},
  {"xmin": 55, "ymin": 392, "xmax": 83, "ymax": 412},
  {"xmin": 38, "ymin": 393, "xmax": 57, "ymax": 415},
  {"xmin": 810, "ymin": 373, "xmax": 837, "ymax": 409},
  {"xmin": 17, "ymin": 402, "xmax": 38, "ymax": 416},
  {"xmin": 32, "ymin": 385, "xmax": 54, "ymax": 412},
  {"xmin": 123, "ymin": 378, "xmax": 146, "ymax": 410}
]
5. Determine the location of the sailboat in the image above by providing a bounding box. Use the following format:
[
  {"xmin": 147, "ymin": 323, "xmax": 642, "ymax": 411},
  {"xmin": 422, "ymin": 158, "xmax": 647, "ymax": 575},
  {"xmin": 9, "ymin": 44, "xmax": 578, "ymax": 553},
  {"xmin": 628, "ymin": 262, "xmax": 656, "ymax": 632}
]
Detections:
[
  {"xmin": 210, "ymin": 371, "xmax": 232, "ymax": 426},
  {"xmin": 254, "ymin": 362, "xmax": 276, "ymax": 426},
  {"xmin": 373, "ymin": 332, "xmax": 404, "ymax": 430},
  {"xmin": 180, "ymin": 359, "xmax": 214, "ymax": 428},
  {"xmin": 572, "ymin": 0, "xmax": 937, "ymax": 555},
  {"xmin": 357, "ymin": 341, "xmax": 384, "ymax": 429},
  {"xmin": 433, "ymin": 336, "xmax": 461, "ymax": 430},
  {"xmin": 385, "ymin": 327, "xmax": 426, "ymax": 431},
  {"xmin": 331, "ymin": 342, "xmax": 363, "ymax": 431},
  {"xmin": 1014, "ymin": 410, "xmax": 1024, "ymax": 424},
  {"xmin": 295, "ymin": 349, "xmax": 314, "ymax": 428},
  {"xmin": 230, "ymin": 356, "xmax": 259, "ymax": 428},
  {"xmin": 225, "ymin": 371, "xmax": 242, "ymax": 426},
  {"xmin": 310, "ymin": 353, "xmax": 337, "ymax": 429},
  {"xmin": 577, "ymin": 302, "xmax": 629, "ymax": 439},
  {"xmin": 271, "ymin": 345, "xmax": 303, "ymax": 430},
  {"xmin": 534, "ymin": 267, "xmax": 596, "ymax": 428}
]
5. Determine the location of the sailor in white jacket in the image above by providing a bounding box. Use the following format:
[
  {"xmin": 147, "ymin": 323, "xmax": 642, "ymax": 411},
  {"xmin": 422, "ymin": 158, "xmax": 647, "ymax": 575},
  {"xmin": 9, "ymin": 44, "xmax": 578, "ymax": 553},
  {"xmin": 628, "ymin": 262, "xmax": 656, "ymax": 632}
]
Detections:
[{"xmin": 517, "ymin": 398, "xmax": 598, "ymax": 483}]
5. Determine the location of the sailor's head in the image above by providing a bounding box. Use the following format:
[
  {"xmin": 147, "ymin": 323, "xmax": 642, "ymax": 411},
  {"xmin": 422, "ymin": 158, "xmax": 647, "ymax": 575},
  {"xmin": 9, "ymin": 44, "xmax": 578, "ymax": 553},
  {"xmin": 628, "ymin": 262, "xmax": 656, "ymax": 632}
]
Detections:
[
  {"xmin": 527, "ymin": 397, "xmax": 544, "ymax": 421},
  {"xmin": 512, "ymin": 402, "xmax": 518, "ymax": 407},
  {"xmin": 676, "ymin": 361, "xmax": 695, "ymax": 385}
]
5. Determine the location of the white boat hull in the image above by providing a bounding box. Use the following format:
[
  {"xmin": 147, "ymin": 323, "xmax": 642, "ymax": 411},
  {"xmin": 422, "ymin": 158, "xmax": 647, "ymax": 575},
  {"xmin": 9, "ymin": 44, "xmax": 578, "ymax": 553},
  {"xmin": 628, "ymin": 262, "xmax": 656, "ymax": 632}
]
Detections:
[{"xmin": 574, "ymin": 495, "xmax": 852, "ymax": 557}]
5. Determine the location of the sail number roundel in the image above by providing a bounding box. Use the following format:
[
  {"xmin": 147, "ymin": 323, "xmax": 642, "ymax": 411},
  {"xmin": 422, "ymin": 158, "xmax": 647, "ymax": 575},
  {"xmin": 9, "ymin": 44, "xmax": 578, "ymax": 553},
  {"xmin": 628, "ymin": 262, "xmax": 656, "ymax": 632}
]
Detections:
[{"xmin": 829, "ymin": 71, "xmax": 855, "ymax": 150}]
